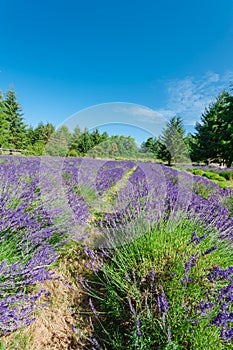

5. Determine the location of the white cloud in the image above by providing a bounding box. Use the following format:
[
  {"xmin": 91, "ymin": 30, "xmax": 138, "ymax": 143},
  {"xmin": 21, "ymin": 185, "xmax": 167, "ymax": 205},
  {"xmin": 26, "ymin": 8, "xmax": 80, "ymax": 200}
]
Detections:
[
  {"xmin": 114, "ymin": 105, "xmax": 165, "ymax": 123},
  {"xmin": 115, "ymin": 105, "xmax": 160, "ymax": 117},
  {"xmin": 111, "ymin": 72, "xmax": 233, "ymax": 136},
  {"xmin": 163, "ymin": 71, "xmax": 233, "ymax": 127},
  {"xmin": 222, "ymin": 70, "xmax": 233, "ymax": 82}
]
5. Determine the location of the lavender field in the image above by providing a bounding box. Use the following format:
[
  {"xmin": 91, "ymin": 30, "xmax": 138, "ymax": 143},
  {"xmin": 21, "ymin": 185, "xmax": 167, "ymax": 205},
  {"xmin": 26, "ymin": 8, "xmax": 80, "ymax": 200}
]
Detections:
[{"xmin": 0, "ymin": 156, "xmax": 233, "ymax": 349}]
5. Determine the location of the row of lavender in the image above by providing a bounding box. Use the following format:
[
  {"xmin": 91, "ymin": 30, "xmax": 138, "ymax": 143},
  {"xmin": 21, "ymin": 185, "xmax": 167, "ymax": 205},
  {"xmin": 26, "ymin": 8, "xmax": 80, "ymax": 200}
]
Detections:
[
  {"xmin": 0, "ymin": 157, "xmax": 61, "ymax": 333},
  {"xmin": 73, "ymin": 162, "xmax": 233, "ymax": 345},
  {"xmin": 0, "ymin": 155, "xmax": 233, "ymax": 337},
  {"xmin": 62, "ymin": 158, "xmax": 233, "ymax": 344},
  {"xmin": 0, "ymin": 156, "xmax": 135, "ymax": 334},
  {"xmin": 83, "ymin": 160, "xmax": 233, "ymax": 245}
]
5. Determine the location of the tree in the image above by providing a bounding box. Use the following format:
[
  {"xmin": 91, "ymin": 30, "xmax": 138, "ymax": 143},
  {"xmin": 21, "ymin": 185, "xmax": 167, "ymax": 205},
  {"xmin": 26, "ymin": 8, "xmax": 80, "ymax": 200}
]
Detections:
[
  {"xmin": 157, "ymin": 116, "xmax": 187, "ymax": 165},
  {"xmin": 91, "ymin": 129, "xmax": 109, "ymax": 147},
  {"xmin": 27, "ymin": 125, "xmax": 35, "ymax": 145},
  {"xmin": 33, "ymin": 122, "xmax": 55, "ymax": 145},
  {"xmin": 193, "ymin": 90, "xmax": 233, "ymax": 167},
  {"xmin": 0, "ymin": 91, "xmax": 11, "ymax": 148},
  {"xmin": 185, "ymin": 133, "xmax": 200, "ymax": 163},
  {"xmin": 157, "ymin": 137, "xmax": 172, "ymax": 164},
  {"xmin": 69, "ymin": 126, "xmax": 82, "ymax": 152},
  {"xmin": 76, "ymin": 128, "xmax": 94, "ymax": 156},
  {"xmin": 3, "ymin": 89, "xmax": 27, "ymax": 149},
  {"xmin": 87, "ymin": 135, "xmax": 139, "ymax": 159},
  {"xmin": 91, "ymin": 129, "xmax": 102, "ymax": 146},
  {"xmin": 107, "ymin": 135, "xmax": 139, "ymax": 158},
  {"xmin": 45, "ymin": 125, "xmax": 71, "ymax": 156},
  {"xmin": 141, "ymin": 137, "xmax": 158, "ymax": 155},
  {"xmin": 69, "ymin": 127, "xmax": 109, "ymax": 156}
]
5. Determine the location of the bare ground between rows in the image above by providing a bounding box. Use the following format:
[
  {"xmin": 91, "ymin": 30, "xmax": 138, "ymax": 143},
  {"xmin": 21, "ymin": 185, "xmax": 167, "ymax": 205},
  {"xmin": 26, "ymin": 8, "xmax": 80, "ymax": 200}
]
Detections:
[{"xmin": 1, "ymin": 246, "xmax": 93, "ymax": 350}]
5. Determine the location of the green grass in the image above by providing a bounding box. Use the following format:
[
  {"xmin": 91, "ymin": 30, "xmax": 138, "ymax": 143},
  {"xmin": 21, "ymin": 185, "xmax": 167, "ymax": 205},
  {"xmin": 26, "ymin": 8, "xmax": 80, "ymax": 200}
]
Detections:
[
  {"xmin": 73, "ymin": 183, "xmax": 98, "ymax": 203},
  {"xmin": 222, "ymin": 195, "xmax": 233, "ymax": 217},
  {"xmin": 192, "ymin": 182, "xmax": 214, "ymax": 198},
  {"xmin": 1, "ymin": 162, "xmax": 233, "ymax": 349},
  {"xmin": 0, "ymin": 330, "xmax": 31, "ymax": 350},
  {"xmin": 175, "ymin": 166, "xmax": 233, "ymax": 190},
  {"xmin": 78, "ymin": 214, "xmax": 233, "ymax": 349},
  {"xmin": 0, "ymin": 341, "xmax": 6, "ymax": 350},
  {"xmin": 0, "ymin": 233, "xmax": 25, "ymax": 264}
]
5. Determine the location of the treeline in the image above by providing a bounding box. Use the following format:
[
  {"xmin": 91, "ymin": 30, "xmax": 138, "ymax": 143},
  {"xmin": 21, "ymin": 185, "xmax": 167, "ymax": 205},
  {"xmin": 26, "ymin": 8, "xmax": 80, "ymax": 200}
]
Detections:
[
  {"xmin": 141, "ymin": 89, "xmax": 233, "ymax": 167},
  {"xmin": 0, "ymin": 89, "xmax": 139, "ymax": 158},
  {"xmin": 0, "ymin": 88, "xmax": 233, "ymax": 166}
]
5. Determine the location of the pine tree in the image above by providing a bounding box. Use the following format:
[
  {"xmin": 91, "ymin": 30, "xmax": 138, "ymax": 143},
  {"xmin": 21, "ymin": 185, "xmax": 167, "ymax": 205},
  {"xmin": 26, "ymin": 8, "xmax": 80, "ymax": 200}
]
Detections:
[
  {"xmin": 3, "ymin": 89, "xmax": 27, "ymax": 149},
  {"xmin": 141, "ymin": 137, "xmax": 158, "ymax": 155},
  {"xmin": 69, "ymin": 126, "xmax": 82, "ymax": 152},
  {"xmin": 76, "ymin": 128, "xmax": 94, "ymax": 156},
  {"xmin": 33, "ymin": 122, "xmax": 55, "ymax": 145},
  {"xmin": 45, "ymin": 125, "xmax": 71, "ymax": 156},
  {"xmin": 157, "ymin": 116, "xmax": 188, "ymax": 165},
  {"xmin": 0, "ymin": 91, "xmax": 11, "ymax": 148},
  {"xmin": 193, "ymin": 90, "xmax": 233, "ymax": 167}
]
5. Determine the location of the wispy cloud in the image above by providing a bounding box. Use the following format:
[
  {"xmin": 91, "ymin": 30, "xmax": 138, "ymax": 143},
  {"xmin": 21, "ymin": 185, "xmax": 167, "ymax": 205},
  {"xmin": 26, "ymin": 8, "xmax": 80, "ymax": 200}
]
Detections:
[
  {"xmin": 164, "ymin": 71, "xmax": 233, "ymax": 126},
  {"xmin": 112, "ymin": 72, "xmax": 233, "ymax": 136},
  {"xmin": 115, "ymin": 105, "xmax": 159, "ymax": 117},
  {"xmin": 114, "ymin": 105, "xmax": 165, "ymax": 123}
]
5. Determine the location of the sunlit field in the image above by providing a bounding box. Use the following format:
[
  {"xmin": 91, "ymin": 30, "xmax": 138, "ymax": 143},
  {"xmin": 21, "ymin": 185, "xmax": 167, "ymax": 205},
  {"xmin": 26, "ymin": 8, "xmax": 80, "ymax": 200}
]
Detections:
[{"xmin": 0, "ymin": 156, "xmax": 233, "ymax": 349}]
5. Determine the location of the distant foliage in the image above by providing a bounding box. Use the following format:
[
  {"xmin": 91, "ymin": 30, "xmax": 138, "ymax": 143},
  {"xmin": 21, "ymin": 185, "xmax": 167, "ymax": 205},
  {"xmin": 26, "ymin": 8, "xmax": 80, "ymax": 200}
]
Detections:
[
  {"xmin": 191, "ymin": 90, "xmax": 233, "ymax": 167},
  {"xmin": 0, "ymin": 92, "xmax": 11, "ymax": 148},
  {"xmin": 0, "ymin": 86, "xmax": 233, "ymax": 166},
  {"xmin": 0, "ymin": 89, "xmax": 27, "ymax": 149},
  {"xmin": 142, "ymin": 116, "xmax": 188, "ymax": 165}
]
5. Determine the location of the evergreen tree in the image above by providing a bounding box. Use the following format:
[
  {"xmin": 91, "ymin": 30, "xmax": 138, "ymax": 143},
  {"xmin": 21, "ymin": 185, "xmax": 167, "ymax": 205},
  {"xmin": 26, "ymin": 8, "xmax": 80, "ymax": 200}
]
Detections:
[
  {"xmin": 193, "ymin": 90, "xmax": 233, "ymax": 167},
  {"xmin": 69, "ymin": 127, "xmax": 109, "ymax": 156},
  {"xmin": 69, "ymin": 126, "xmax": 82, "ymax": 152},
  {"xmin": 0, "ymin": 91, "xmax": 11, "ymax": 148},
  {"xmin": 33, "ymin": 122, "xmax": 55, "ymax": 145},
  {"xmin": 185, "ymin": 133, "xmax": 200, "ymax": 163},
  {"xmin": 91, "ymin": 129, "xmax": 102, "ymax": 146},
  {"xmin": 76, "ymin": 128, "xmax": 94, "ymax": 156},
  {"xmin": 26, "ymin": 125, "xmax": 35, "ymax": 145},
  {"xmin": 157, "ymin": 137, "xmax": 172, "ymax": 164},
  {"xmin": 45, "ymin": 125, "xmax": 71, "ymax": 156},
  {"xmin": 91, "ymin": 129, "xmax": 109, "ymax": 145},
  {"xmin": 157, "ymin": 116, "xmax": 188, "ymax": 165},
  {"xmin": 141, "ymin": 137, "xmax": 158, "ymax": 155},
  {"xmin": 3, "ymin": 89, "xmax": 27, "ymax": 149}
]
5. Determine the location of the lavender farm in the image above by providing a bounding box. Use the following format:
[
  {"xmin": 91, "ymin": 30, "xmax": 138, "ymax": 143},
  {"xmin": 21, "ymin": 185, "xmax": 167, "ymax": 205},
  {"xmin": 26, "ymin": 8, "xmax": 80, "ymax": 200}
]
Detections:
[{"xmin": 0, "ymin": 156, "xmax": 233, "ymax": 349}]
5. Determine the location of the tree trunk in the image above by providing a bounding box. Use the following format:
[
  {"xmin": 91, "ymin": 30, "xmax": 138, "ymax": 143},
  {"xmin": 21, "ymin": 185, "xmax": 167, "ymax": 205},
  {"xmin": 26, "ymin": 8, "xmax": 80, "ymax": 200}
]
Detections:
[{"xmin": 226, "ymin": 160, "xmax": 233, "ymax": 168}]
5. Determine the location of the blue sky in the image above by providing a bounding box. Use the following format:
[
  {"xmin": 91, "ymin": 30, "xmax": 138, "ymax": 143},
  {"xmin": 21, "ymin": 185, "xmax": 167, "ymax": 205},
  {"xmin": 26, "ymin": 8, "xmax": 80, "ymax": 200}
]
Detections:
[{"xmin": 1, "ymin": 0, "xmax": 233, "ymax": 142}]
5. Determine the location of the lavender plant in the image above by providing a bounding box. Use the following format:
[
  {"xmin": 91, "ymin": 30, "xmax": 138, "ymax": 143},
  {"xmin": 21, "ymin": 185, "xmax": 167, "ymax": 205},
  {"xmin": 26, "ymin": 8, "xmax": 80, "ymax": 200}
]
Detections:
[
  {"xmin": 73, "ymin": 161, "xmax": 233, "ymax": 348},
  {"xmin": 0, "ymin": 157, "xmax": 64, "ymax": 334},
  {"xmin": 77, "ymin": 214, "xmax": 233, "ymax": 349},
  {"xmin": 1, "ymin": 156, "xmax": 233, "ymax": 349}
]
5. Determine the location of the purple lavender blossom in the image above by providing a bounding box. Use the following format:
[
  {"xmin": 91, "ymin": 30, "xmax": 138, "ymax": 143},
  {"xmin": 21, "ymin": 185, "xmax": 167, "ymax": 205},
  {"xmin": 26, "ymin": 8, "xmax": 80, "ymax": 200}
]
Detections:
[
  {"xmin": 136, "ymin": 316, "xmax": 142, "ymax": 337},
  {"xmin": 157, "ymin": 292, "xmax": 168, "ymax": 313},
  {"xmin": 128, "ymin": 298, "xmax": 136, "ymax": 315},
  {"xmin": 180, "ymin": 253, "xmax": 198, "ymax": 287},
  {"xmin": 89, "ymin": 297, "xmax": 99, "ymax": 318},
  {"xmin": 202, "ymin": 245, "xmax": 218, "ymax": 256},
  {"xmin": 188, "ymin": 231, "xmax": 207, "ymax": 246}
]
